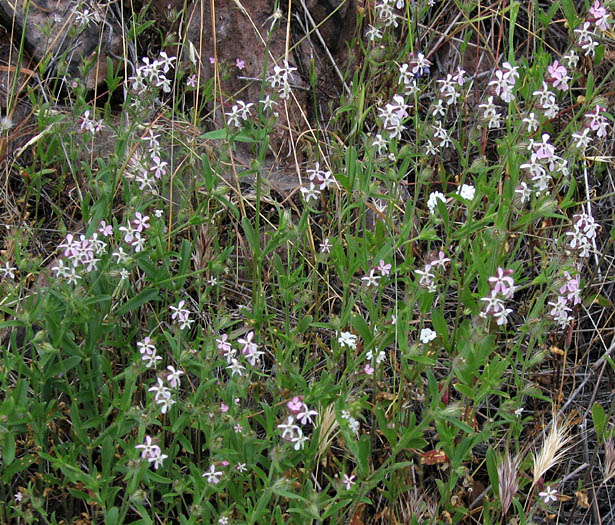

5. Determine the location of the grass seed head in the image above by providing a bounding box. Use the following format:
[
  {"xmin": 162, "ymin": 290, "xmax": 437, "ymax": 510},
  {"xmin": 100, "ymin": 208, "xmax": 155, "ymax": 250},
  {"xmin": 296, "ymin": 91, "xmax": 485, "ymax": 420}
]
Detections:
[
  {"xmin": 497, "ymin": 450, "xmax": 519, "ymax": 516},
  {"xmin": 532, "ymin": 415, "xmax": 575, "ymax": 488}
]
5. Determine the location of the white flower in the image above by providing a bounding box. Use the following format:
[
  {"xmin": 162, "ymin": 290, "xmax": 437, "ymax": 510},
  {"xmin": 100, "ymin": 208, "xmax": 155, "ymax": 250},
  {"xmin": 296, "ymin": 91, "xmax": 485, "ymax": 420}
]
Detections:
[
  {"xmin": 320, "ymin": 238, "xmax": 332, "ymax": 253},
  {"xmin": 203, "ymin": 464, "xmax": 223, "ymax": 484},
  {"xmin": 361, "ymin": 269, "xmax": 380, "ymax": 287},
  {"xmin": 277, "ymin": 416, "xmax": 301, "ymax": 439},
  {"xmin": 348, "ymin": 417, "xmax": 360, "ymax": 435},
  {"xmin": 147, "ymin": 450, "xmax": 167, "ymax": 470},
  {"xmin": 300, "ymin": 183, "xmax": 321, "ymax": 202},
  {"xmin": 291, "ymin": 432, "xmax": 309, "ymax": 450},
  {"xmin": 165, "ymin": 365, "xmax": 184, "ymax": 388},
  {"xmin": 226, "ymin": 358, "xmax": 245, "ymax": 377},
  {"xmin": 372, "ymin": 133, "xmax": 388, "ymax": 155},
  {"xmin": 419, "ymin": 328, "xmax": 437, "ymax": 344},
  {"xmin": 539, "ymin": 486, "xmax": 558, "ymax": 503},
  {"xmin": 142, "ymin": 350, "xmax": 162, "ymax": 368},
  {"xmin": 0, "ymin": 261, "xmax": 16, "ymax": 279},
  {"xmin": 338, "ymin": 331, "xmax": 358, "ymax": 349},
  {"xmin": 260, "ymin": 95, "xmax": 276, "ymax": 111},
  {"xmin": 457, "ymin": 184, "xmax": 475, "ymax": 200},
  {"xmin": 427, "ymin": 191, "xmax": 446, "ymax": 213},
  {"xmin": 366, "ymin": 24, "xmax": 382, "ymax": 41},
  {"xmin": 515, "ymin": 182, "xmax": 532, "ymax": 204},
  {"xmin": 523, "ymin": 112, "xmax": 539, "ymax": 133}
]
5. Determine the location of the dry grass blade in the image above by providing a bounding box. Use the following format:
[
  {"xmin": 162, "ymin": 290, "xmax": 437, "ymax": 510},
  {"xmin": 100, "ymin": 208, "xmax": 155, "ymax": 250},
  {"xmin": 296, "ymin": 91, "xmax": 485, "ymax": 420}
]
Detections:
[
  {"xmin": 497, "ymin": 450, "xmax": 519, "ymax": 517},
  {"xmin": 532, "ymin": 414, "xmax": 576, "ymax": 488},
  {"xmin": 316, "ymin": 403, "xmax": 339, "ymax": 463},
  {"xmin": 604, "ymin": 438, "xmax": 615, "ymax": 483}
]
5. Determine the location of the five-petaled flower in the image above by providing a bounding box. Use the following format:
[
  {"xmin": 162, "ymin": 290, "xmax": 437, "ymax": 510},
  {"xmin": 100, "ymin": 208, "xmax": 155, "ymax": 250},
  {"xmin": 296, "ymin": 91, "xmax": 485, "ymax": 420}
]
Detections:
[
  {"xmin": 203, "ymin": 464, "xmax": 223, "ymax": 484},
  {"xmin": 539, "ymin": 486, "xmax": 558, "ymax": 503},
  {"xmin": 343, "ymin": 474, "xmax": 356, "ymax": 490}
]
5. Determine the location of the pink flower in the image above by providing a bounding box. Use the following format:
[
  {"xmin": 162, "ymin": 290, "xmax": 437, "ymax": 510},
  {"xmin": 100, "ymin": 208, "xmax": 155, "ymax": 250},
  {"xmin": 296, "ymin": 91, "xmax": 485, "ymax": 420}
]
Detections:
[
  {"xmin": 364, "ymin": 364, "xmax": 374, "ymax": 375},
  {"xmin": 546, "ymin": 61, "xmax": 569, "ymax": 91},
  {"xmin": 588, "ymin": 1, "xmax": 610, "ymax": 32},
  {"xmin": 186, "ymin": 74, "xmax": 197, "ymax": 87},
  {"xmin": 209, "ymin": 56, "xmax": 216, "ymax": 64},
  {"xmin": 488, "ymin": 267, "xmax": 515, "ymax": 298},
  {"xmin": 132, "ymin": 212, "xmax": 150, "ymax": 232},
  {"xmin": 287, "ymin": 396, "xmax": 304, "ymax": 414},
  {"xmin": 235, "ymin": 58, "xmax": 245, "ymax": 70},
  {"xmin": 533, "ymin": 134, "xmax": 555, "ymax": 160},
  {"xmin": 98, "ymin": 220, "xmax": 113, "ymax": 237},
  {"xmin": 216, "ymin": 334, "xmax": 232, "ymax": 355},
  {"xmin": 220, "ymin": 402, "xmax": 229, "ymax": 413},
  {"xmin": 376, "ymin": 260, "xmax": 391, "ymax": 276}
]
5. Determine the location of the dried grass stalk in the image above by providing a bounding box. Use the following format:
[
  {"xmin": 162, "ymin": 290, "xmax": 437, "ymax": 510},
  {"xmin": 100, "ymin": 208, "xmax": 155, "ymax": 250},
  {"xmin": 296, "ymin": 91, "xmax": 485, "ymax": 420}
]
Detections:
[
  {"xmin": 497, "ymin": 450, "xmax": 519, "ymax": 516},
  {"xmin": 532, "ymin": 415, "xmax": 575, "ymax": 488}
]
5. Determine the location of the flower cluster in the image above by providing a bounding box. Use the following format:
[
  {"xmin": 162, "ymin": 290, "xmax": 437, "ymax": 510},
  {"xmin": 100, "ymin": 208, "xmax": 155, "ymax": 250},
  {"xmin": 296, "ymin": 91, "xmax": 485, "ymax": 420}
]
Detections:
[
  {"xmin": 363, "ymin": 348, "xmax": 387, "ymax": 375},
  {"xmin": 137, "ymin": 336, "xmax": 162, "ymax": 368},
  {"xmin": 415, "ymin": 249, "xmax": 450, "ymax": 292},
  {"xmin": 573, "ymin": 105, "xmax": 610, "ymax": 152},
  {"xmin": 588, "ymin": 0, "xmax": 611, "ymax": 31},
  {"xmin": 532, "ymin": 82, "xmax": 560, "ymax": 119},
  {"xmin": 126, "ymin": 128, "xmax": 169, "ymax": 192},
  {"xmin": 267, "ymin": 60, "xmax": 297, "ymax": 99},
  {"xmin": 399, "ymin": 53, "xmax": 432, "ymax": 94},
  {"xmin": 129, "ymin": 52, "xmax": 176, "ymax": 95},
  {"xmin": 225, "ymin": 100, "xmax": 254, "ymax": 127},
  {"xmin": 478, "ymin": 96, "xmax": 502, "ymax": 129},
  {"xmin": 378, "ymin": 94, "xmax": 410, "ymax": 139},
  {"xmin": 341, "ymin": 410, "xmax": 360, "ymax": 436},
  {"xmin": 217, "ymin": 330, "xmax": 264, "ymax": 377},
  {"xmin": 148, "ymin": 374, "xmax": 179, "ymax": 414},
  {"xmin": 488, "ymin": 62, "xmax": 519, "ymax": 103},
  {"xmin": 169, "ymin": 300, "xmax": 193, "ymax": 330},
  {"xmin": 135, "ymin": 434, "xmax": 168, "ymax": 470},
  {"xmin": 548, "ymin": 270, "xmax": 582, "ymax": 328},
  {"xmin": 276, "ymin": 396, "xmax": 318, "ymax": 450},
  {"xmin": 545, "ymin": 60, "xmax": 570, "ymax": 91},
  {"xmin": 300, "ymin": 162, "xmax": 335, "ymax": 202},
  {"xmin": 566, "ymin": 212, "xmax": 598, "ymax": 258},
  {"xmin": 52, "ymin": 232, "xmax": 107, "ymax": 284},
  {"xmin": 338, "ymin": 331, "xmax": 358, "ymax": 350},
  {"xmin": 419, "ymin": 328, "xmax": 437, "ymax": 344},
  {"xmin": 437, "ymin": 66, "xmax": 466, "ymax": 106},
  {"xmin": 79, "ymin": 110, "xmax": 103, "ymax": 134},
  {"xmin": 375, "ymin": 0, "xmax": 402, "ymax": 28},
  {"xmin": 118, "ymin": 212, "xmax": 151, "ymax": 253},
  {"xmin": 480, "ymin": 267, "xmax": 515, "ymax": 326},
  {"xmin": 519, "ymin": 133, "xmax": 568, "ymax": 195},
  {"xmin": 361, "ymin": 259, "xmax": 391, "ymax": 288}
]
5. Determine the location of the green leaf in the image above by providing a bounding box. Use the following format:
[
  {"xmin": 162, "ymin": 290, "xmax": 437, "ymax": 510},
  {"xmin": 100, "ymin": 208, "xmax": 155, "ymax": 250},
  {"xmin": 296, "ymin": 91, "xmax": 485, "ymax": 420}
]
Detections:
[
  {"xmin": 49, "ymin": 356, "xmax": 81, "ymax": 377},
  {"xmin": 486, "ymin": 447, "xmax": 499, "ymax": 498},
  {"xmin": 241, "ymin": 217, "xmax": 261, "ymax": 259},
  {"xmin": 3, "ymin": 432, "xmax": 16, "ymax": 466},
  {"xmin": 116, "ymin": 288, "xmax": 160, "ymax": 316},
  {"xmin": 106, "ymin": 507, "xmax": 119, "ymax": 525},
  {"xmin": 592, "ymin": 402, "xmax": 606, "ymax": 443},
  {"xmin": 176, "ymin": 239, "xmax": 192, "ymax": 288},
  {"xmin": 432, "ymin": 309, "xmax": 448, "ymax": 345},
  {"xmin": 560, "ymin": 0, "xmax": 578, "ymax": 30}
]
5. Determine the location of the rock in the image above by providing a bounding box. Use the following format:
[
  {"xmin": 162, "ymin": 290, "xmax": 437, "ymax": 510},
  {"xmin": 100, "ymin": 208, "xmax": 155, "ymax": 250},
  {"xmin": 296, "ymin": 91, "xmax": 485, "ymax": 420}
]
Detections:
[{"xmin": 0, "ymin": 0, "xmax": 123, "ymax": 89}]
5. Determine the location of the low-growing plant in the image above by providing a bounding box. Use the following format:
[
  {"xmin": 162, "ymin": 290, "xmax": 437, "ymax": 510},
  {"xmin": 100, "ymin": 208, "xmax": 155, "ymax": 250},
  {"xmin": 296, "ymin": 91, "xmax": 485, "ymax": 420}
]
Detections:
[{"xmin": 1, "ymin": 0, "xmax": 614, "ymax": 523}]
